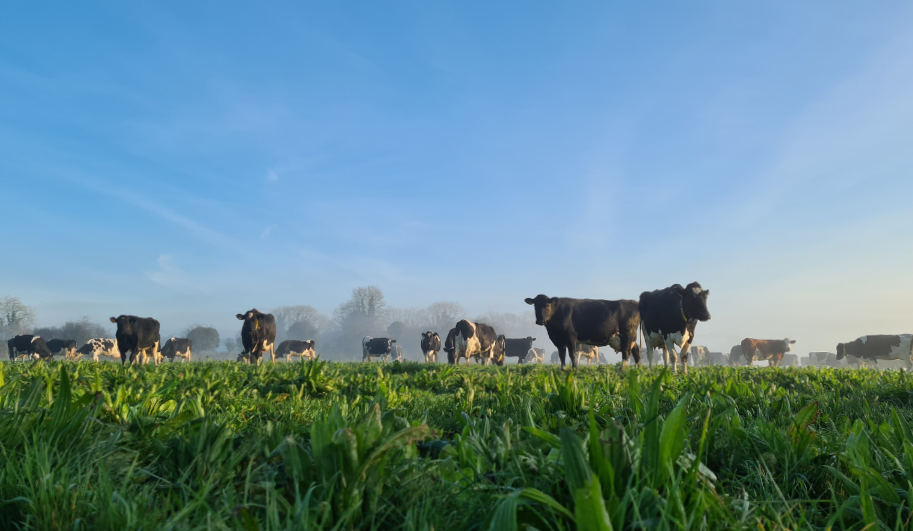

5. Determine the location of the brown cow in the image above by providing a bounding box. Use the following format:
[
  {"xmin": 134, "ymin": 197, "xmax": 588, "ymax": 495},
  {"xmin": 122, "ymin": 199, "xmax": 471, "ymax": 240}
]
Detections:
[{"xmin": 739, "ymin": 338, "xmax": 796, "ymax": 366}]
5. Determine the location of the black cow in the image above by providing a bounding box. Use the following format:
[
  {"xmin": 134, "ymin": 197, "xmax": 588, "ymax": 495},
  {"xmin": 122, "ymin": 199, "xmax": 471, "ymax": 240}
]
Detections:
[
  {"xmin": 110, "ymin": 315, "xmax": 162, "ymax": 365},
  {"xmin": 501, "ymin": 336, "xmax": 537, "ymax": 365},
  {"xmin": 362, "ymin": 337, "xmax": 396, "ymax": 362},
  {"xmin": 837, "ymin": 334, "xmax": 913, "ymax": 370},
  {"xmin": 46, "ymin": 339, "xmax": 78, "ymax": 360},
  {"xmin": 236, "ymin": 309, "xmax": 277, "ymax": 364},
  {"xmin": 7, "ymin": 335, "xmax": 51, "ymax": 361},
  {"xmin": 421, "ymin": 331, "xmax": 442, "ymax": 363},
  {"xmin": 639, "ymin": 282, "xmax": 711, "ymax": 374},
  {"xmin": 443, "ymin": 328, "xmax": 457, "ymax": 364},
  {"xmin": 525, "ymin": 295, "xmax": 641, "ymax": 369},
  {"xmin": 161, "ymin": 337, "xmax": 193, "ymax": 362},
  {"xmin": 453, "ymin": 320, "xmax": 499, "ymax": 365}
]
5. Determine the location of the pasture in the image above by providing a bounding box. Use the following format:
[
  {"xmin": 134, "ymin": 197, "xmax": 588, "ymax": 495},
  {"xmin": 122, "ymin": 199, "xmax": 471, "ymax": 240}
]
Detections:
[{"xmin": 1, "ymin": 360, "xmax": 912, "ymax": 530}]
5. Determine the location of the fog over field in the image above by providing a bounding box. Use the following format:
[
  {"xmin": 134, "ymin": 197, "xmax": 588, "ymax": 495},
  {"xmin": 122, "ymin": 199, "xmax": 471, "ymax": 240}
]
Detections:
[{"xmin": 3, "ymin": 3, "xmax": 913, "ymax": 359}]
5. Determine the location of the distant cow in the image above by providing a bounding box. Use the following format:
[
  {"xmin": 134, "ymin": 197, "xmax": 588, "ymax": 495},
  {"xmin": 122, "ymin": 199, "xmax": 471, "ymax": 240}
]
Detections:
[
  {"xmin": 443, "ymin": 328, "xmax": 457, "ymax": 364},
  {"xmin": 837, "ymin": 334, "xmax": 913, "ymax": 370},
  {"xmin": 421, "ymin": 331, "xmax": 441, "ymax": 363},
  {"xmin": 277, "ymin": 339, "xmax": 316, "ymax": 362},
  {"xmin": 499, "ymin": 336, "xmax": 537, "ymax": 365},
  {"xmin": 393, "ymin": 345, "xmax": 403, "ymax": 362},
  {"xmin": 576, "ymin": 344, "xmax": 600, "ymax": 366},
  {"xmin": 781, "ymin": 353, "xmax": 800, "ymax": 367},
  {"xmin": 46, "ymin": 339, "xmax": 78, "ymax": 360},
  {"xmin": 161, "ymin": 338, "xmax": 193, "ymax": 363},
  {"xmin": 452, "ymin": 320, "xmax": 499, "ymax": 365},
  {"xmin": 739, "ymin": 338, "xmax": 796, "ymax": 367},
  {"xmin": 7, "ymin": 335, "xmax": 51, "ymax": 361},
  {"xmin": 689, "ymin": 345, "xmax": 710, "ymax": 366},
  {"xmin": 639, "ymin": 282, "xmax": 711, "ymax": 374},
  {"xmin": 362, "ymin": 337, "xmax": 397, "ymax": 362},
  {"xmin": 78, "ymin": 338, "xmax": 121, "ymax": 362},
  {"xmin": 707, "ymin": 351, "xmax": 728, "ymax": 365},
  {"xmin": 525, "ymin": 295, "xmax": 641, "ymax": 369},
  {"xmin": 110, "ymin": 315, "xmax": 161, "ymax": 365},
  {"xmin": 237, "ymin": 309, "xmax": 277, "ymax": 364},
  {"xmin": 729, "ymin": 345, "xmax": 744, "ymax": 365},
  {"xmin": 522, "ymin": 348, "xmax": 545, "ymax": 364}
]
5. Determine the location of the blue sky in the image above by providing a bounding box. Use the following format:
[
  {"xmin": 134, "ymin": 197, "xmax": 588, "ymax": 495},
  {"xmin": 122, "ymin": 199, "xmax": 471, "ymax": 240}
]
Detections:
[{"xmin": 2, "ymin": 2, "xmax": 912, "ymax": 354}]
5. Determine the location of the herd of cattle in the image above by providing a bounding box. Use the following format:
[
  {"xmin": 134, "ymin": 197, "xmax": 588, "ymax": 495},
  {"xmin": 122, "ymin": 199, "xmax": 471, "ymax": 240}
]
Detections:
[{"xmin": 6, "ymin": 283, "xmax": 913, "ymax": 371}]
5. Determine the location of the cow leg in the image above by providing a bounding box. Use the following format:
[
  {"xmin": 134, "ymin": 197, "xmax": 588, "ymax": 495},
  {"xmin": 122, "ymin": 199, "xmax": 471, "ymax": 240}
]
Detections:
[
  {"xmin": 679, "ymin": 343, "xmax": 691, "ymax": 375},
  {"xmin": 664, "ymin": 338, "xmax": 679, "ymax": 373}
]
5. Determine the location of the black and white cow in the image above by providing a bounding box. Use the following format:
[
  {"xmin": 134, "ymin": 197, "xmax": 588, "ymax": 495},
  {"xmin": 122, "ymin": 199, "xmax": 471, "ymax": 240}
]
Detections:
[
  {"xmin": 237, "ymin": 309, "xmax": 277, "ymax": 364},
  {"xmin": 7, "ymin": 335, "xmax": 51, "ymax": 361},
  {"xmin": 836, "ymin": 334, "xmax": 913, "ymax": 370},
  {"xmin": 421, "ymin": 331, "xmax": 442, "ymax": 363},
  {"xmin": 78, "ymin": 338, "xmax": 121, "ymax": 362},
  {"xmin": 521, "ymin": 348, "xmax": 545, "ymax": 364},
  {"xmin": 276, "ymin": 339, "xmax": 316, "ymax": 362},
  {"xmin": 525, "ymin": 295, "xmax": 641, "ymax": 369},
  {"xmin": 689, "ymin": 345, "xmax": 710, "ymax": 367},
  {"xmin": 110, "ymin": 315, "xmax": 162, "ymax": 365},
  {"xmin": 639, "ymin": 282, "xmax": 711, "ymax": 374},
  {"xmin": 443, "ymin": 328, "xmax": 457, "ymax": 364},
  {"xmin": 46, "ymin": 339, "xmax": 78, "ymax": 360},
  {"xmin": 362, "ymin": 337, "xmax": 397, "ymax": 362},
  {"xmin": 576, "ymin": 344, "xmax": 600, "ymax": 366},
  {"xmin": 452, "ymin": 320, "xmax": 499, "ymax": 365},
  {"xmin": 161, "ymin": 338, "xmax": 193, "ymax": 363},
  {"xmin": 501, "ymin": 336, "xmax": 537, "ymax": 365}
]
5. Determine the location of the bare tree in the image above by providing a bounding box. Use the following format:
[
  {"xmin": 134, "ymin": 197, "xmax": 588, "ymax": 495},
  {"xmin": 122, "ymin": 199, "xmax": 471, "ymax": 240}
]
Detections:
[
  {"xmin": 33, "ymin": 316, "xmax": 110, "ymax": 346},
  {"xmin": 0, "ymin": 296, "xmax": 36, "ymax": 357},
  {"xmin": 426, "ymin": 301, "xmax": 466, "ymax": 332},
  {"xmin": 272, "ymin": 305, "xmax": 328, "ymax": 343}
]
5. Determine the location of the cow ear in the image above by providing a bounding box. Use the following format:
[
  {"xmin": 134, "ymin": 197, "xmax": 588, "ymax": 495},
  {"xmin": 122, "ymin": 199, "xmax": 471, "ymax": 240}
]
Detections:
[
  {"xmin": 109, "ymin": 317, "xmax": 116, "ymax": 323},
  {"xmin": 790, "ymin": 340, "xmax": 796, "ymax": 344},
  {"xmin": 549, "ymin": 297, "xmax": 559, "ymax": 304},
  {"xmin": 236, "ymin": 314, "xmax": 245, "ymax": 320},
  {"xmin": 524, "ymin": 298, "xmax": 534, "ymax": 305}
]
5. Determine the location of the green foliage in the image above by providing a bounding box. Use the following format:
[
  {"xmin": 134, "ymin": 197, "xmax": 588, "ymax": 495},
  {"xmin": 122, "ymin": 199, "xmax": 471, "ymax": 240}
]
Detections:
[{"xmin": 0, "ymin": 360, "xmax": 912, "ymax": 529}]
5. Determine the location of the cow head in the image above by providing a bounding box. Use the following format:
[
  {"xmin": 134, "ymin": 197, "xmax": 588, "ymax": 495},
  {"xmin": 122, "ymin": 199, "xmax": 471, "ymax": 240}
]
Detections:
[
  {"xmin": 421, "ymin": 331, "xmax": 433, "ymax": 340},
  {"xmin": 678, "ymin": 283, "xmax": 711, "ymax": 321},
  {"xmin": 110, "ymin": 315, "xmax": 136, "ymax": 333},
  {"xmin": 782, "ymin": 338, "xmax": 796, "ymax": 352},
  {"xmin": 237, "ymin": 309, "xmax": 267, "ymax": 331},
  {"xmin": 493, "ymin": 335, "xmax": 507, "ymax": 364},
  {"xmin": 836, "ymin": 343, "xmax": 846, "ymax": 360},
  {"xmin": 525, "ymin": 295, "xmax": 558, "ymax": 326}
]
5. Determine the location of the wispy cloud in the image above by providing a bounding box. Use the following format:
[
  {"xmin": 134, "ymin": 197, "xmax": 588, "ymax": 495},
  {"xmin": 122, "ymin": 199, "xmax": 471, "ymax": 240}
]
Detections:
[{"xmin": 146, "ymin": 254, "xmax": 190, "ymax": 287}]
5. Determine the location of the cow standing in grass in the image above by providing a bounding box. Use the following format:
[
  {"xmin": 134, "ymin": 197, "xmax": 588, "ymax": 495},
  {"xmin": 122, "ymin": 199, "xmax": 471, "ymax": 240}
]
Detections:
[
  {"xmin": 501, "ymin": 336, "xmax": 537, "ymax": 365},
  {"xmin": 639, "ymin": 282, "xmax": 711, "ymax": 374},
  {"xmin": 836, "ymin": 334, "xmax": 913, "ymax": 370},
  {"xmin": 46, "ymin": 339, "xmax": 78, "ymax": 360},
  {"xmin": 443, "ymin": 328, "xmax": 457, "ymax": 364},
  {"xmin": 110, "ymin": 315, "xmax": 162, "ymax": 365},
  {"xmin": 739, "ymin": 338, "xmax": 796, "ymax": 367},
  {"xmin": 362, "ymin": 337, "xmax": 397, "ymax": 362},
  {"xmin": 421, "ymin": 331, "xmax": 441, "ymax": 363},
  {"xmin": 277, "ymin": 339, "xmax": 316, "ymax": 362},
  {"xmin": 237, "ymin": 309, "xmax": 277, "ymax": 364},
  {"xmin": 161, "ymin": 338, "xmax": 192, "ymax": 363},
  {"xmin": 7, "ymin": 335, "xmax": 51, "ymax": 361},
  {"xmin": 525, "ymin": 294, "xmax": 641, "ymax": 369},
  {"xmin": 452, "ymin": 320, "xmax": 499, "ymax": 366},
  {"xmin": 79, "ymin": 338, "xmax": 120, "ymax": 362}
]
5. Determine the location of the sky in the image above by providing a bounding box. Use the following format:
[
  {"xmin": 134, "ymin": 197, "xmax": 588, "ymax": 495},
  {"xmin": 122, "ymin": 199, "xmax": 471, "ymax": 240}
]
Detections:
[{"xmin": 2, "ymin": 2, "xmax": 913, "ymax": 355}]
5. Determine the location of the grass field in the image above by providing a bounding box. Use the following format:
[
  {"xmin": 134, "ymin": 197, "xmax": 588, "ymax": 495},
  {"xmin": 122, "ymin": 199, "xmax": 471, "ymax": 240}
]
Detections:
[{"xmin": 1, "ymin": 360, "xmax": 913, "ymax": 530}]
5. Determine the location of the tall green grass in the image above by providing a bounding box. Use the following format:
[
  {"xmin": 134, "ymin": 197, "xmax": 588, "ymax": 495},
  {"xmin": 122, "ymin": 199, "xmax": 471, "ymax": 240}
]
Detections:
[{"xmin": 1, "ymin": 360, "xmax": 912, "ymax": 530}]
